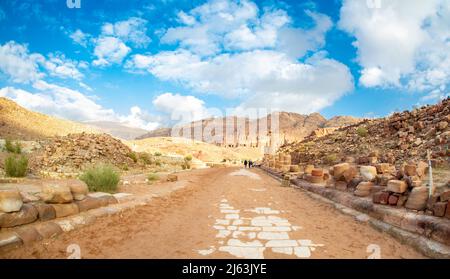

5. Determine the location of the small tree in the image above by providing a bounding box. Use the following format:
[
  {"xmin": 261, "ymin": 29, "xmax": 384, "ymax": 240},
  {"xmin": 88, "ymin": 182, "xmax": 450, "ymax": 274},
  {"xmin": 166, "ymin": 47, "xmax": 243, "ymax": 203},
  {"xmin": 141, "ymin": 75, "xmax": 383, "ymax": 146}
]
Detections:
[
  {"xmin": 4, "ymin": 155, "xmax": 28, "ymax": 177},
  {"xmin": 183, "ymin": 155, "xmax": 193, "ymax": 169}
]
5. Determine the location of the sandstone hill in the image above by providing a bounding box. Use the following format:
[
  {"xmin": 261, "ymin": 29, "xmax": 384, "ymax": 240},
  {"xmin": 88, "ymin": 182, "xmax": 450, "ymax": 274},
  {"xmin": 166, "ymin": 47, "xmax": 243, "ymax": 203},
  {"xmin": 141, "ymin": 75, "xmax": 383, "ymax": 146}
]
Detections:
[
  {"xmin": 127, "ymin": 137, "xmax": 263, "ymax": 163},
  {"xmin": 279, "ymin": 97, "xmax": 450, "ymax": 168},
  {"xmin": 0, "ymin": 97, "xmax": 99, "ymax": 140},
  {"xmin": 136, "ymin": 112, "xmax": 361, "ymax": 145}
]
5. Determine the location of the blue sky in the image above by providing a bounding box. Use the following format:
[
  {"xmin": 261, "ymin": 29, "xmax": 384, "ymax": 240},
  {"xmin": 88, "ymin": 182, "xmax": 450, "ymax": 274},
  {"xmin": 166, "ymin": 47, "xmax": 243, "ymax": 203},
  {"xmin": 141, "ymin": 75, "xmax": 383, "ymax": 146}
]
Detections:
[{"xmin": 0, "ymin": 0, "xmax": 448, "ymax": 130}]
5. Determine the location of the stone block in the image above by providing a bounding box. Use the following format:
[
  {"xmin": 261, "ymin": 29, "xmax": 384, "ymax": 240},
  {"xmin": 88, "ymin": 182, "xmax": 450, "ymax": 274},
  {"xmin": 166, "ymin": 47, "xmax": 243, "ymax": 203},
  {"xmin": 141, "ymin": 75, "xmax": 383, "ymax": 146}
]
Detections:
[
  {"xmin": 354, "ymin": 182, "xmax": 373, "ymax": 197},
  {"xmin": 396, "ymin": 195, "xmax": 408, "ymax": 207},
  {"xmin": 0, "ymin": 232, "xmax": 22, "ymax": 253},
  {"xmin": 405, "ymin": 187, "xmax": 428, "ymax": 211},
  {"xmin": 333, "ymin": 163, "xmax": 349, "ymax": 179},
  {"xmin": 433, "ymin": 202, "xmax": 447, "ymax": 217},
  {"xmin": 360, "ymin": 166, "xmax": 377, "ymax": 181},
  {"xmin": 387, "ymin": 180, "xmax": 408, "ymax": 193},
  {"xmin": 304, "ymin": 165, "xmax": 314, "ymax": 174},
  {"xmin": 342, "ymin": 166, "xmax": 358, "ymax": 183},
  {"xmin": 0, "ymin": 189, "xmax": 23, "ymax": 213},
  {"xmin": 388, "ymin": 194, "xmax": 399, "ymax": 206},
  {"xmin": 51, "ymin": 203, "xmax": 79, "ymax": 218},
  {"xmin": 39, "ymin": 183, "xmax": 73, "ymax": 204},
  {"xmin": 375, "ymin": 174, "xmax": 394, "ymax": 186},
  {"xmin": 311, "ymin": 168, "xmax": 323, "ymax": 177},
  {"xmin": 15, "ymin": 226, "xmax": 43, "ymax": 245},
  {"xmin": 404, "ymin": 164, "xmax": 417, "ymax": 176},
  {"xmin": 379, "ymin": 192, "xmax": 390, "ymax": 205},
  {"xmin": 446, "ymin": 201, "xmax": 450, "ymax": 219},
  {"xmin": 34, "ymin": 222, "xmax": 63, "ymax": 239},
  {"xmin": 67, "ymin": 180, "xmax": 89, "ymax": 201},
  {"xmin": 76, "ymin": 197, "xmax": 104, "ymax": 212},
  {"xmin": 306, "ymin": 174, "xmax": 323, "ymax": 184},
  {"xmin": 32, "ymin": 202, "xmax": 56, "ymax": 221},
  {"xmin": 372, "ymin": 192, "xmax": 384, "ymax": 204},
  {"xmin": 335, "ymin": 181, "xmax": 347, "ymax": 191},
  {"xmin": 375, "ymin": 163, "xmax": 394, "ymax": 174},
  {"xmin": 440, "ymin": 190, "xmax": 450, "ymax": 202},
  {"xmin": 0, "ymin": 204, "xmax": 38, "ymax": 228}
]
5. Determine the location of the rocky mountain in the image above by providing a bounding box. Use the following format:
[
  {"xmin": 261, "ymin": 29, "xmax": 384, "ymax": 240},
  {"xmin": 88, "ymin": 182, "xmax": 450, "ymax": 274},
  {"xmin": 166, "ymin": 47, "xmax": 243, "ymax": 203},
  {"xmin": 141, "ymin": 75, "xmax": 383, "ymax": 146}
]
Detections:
[
  {"xmin": 0, "ymin": 97, "xmax": 99, "ymax": 140},
  {"xmin": 279, "ymin": 97, "xmax": 450, "ymax": 167},
  {"xmin": 136, "ymin": 112, "xmax": 361, "ymax": 146},
  {"xmin": 84, "ymin": 121, "xmax": 149, "ymax": 140}
]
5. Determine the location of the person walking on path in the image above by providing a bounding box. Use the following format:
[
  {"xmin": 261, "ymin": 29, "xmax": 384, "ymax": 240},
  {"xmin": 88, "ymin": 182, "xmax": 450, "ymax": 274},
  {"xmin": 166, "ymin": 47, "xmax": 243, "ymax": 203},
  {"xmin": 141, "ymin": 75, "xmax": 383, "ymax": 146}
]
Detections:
[
  {"xmin": 249, "ymin": 160, "xmax": 253, "ymax": 168},
  {"xmin": 244, "ymin": 160, "xmax": 248, "ymax": 168}
]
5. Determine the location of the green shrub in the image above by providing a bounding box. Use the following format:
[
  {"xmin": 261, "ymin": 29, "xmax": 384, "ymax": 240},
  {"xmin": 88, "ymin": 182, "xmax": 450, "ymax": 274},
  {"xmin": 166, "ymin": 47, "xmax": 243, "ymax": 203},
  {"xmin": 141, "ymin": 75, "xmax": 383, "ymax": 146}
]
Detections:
[
  {"xmin": 356, "ymin": 127, "xmax": 368, "ymax": 137},
  {"xmin": 139, "ymin": 152, "xmax": 153, "ymax": 165},
  {"xmin": 155, "ymin": 160, "xmax": 162, "ymax": 167},
  {"xmin": 4, "ymin": 139, "xmax": 21, "ymax": 154},
  {"xmin": 79, "ymin": 164, "xmax": 120, "ymax": 193},
  {"xmin": 182, "ymin": 155, "xmax": 192, "ymax": 169},
  {"xmin": 154, "ymin": 152, "xmax": 162, "ymax": 156},
  {"xmin": 147, "ymin": 173, "xmax": 159, "ymax": 182},
  {"xmin": 324, "ymin": 153, "xmax": 338, "ymax": 165},
  {"xmin": 4, "ymin": 155, "xmax": 28, "ymax": 177},
  {"xmin": 127, "ymin": 152, "xmax": 138, "ymax": 163}
]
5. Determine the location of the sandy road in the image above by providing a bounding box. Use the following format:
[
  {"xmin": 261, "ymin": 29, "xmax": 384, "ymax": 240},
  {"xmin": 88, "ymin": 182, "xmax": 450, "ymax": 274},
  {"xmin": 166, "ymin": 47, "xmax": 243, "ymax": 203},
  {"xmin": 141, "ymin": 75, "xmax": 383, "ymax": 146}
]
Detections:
[{"xmin": 2, "ymin": 167, "xmax": 424, "ymax": 259}]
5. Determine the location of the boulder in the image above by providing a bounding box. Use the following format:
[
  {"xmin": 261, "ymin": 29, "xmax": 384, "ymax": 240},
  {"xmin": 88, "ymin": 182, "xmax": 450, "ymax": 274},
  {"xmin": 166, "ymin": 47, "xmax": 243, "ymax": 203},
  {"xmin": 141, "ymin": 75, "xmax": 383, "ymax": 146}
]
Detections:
[
  {"xmin": 67, "ymin": 180, "xmax": 89, "ymax": 201},
  {"xmin": 323, "ymin": 173, "xmax": 330, "ymax": 181},
  {"xmin": 51, "ymin": 203, "xmax": 79, "ymax": 218},
  {"xmin": 32, "ymin": 203, "xmax": 56, "ymax": 221},
  {"xmin": 0, "ymin": 204, "xmax": 38, "ymax": 228},
  {"xmin": 387, "ymin": 180, "xmax": 408, "ymax": 194},
  {"xmin": 333, "ymin": 163, "xmax": 349, "ymax": 179},
  {"xmin": 360, "ymin": 166, "xmax": 377, "ymax": 181},
  {"xmin": 405, "ymin": 187, "xmax": 428, "ymax": 211},
  {"xmin": 354, "ymin": 182, "xmax": 373, "ymax": 197},
  {"xmin": 39, "ymin": 183, "xmax": 73, "ymax": 204},
  {"xmin": 0, "ymin": 189, "xmax": 23, "ymax": 213},
  {"xmin": 311, "ymin": 168, "xmax": 323, "ymax": 177}
]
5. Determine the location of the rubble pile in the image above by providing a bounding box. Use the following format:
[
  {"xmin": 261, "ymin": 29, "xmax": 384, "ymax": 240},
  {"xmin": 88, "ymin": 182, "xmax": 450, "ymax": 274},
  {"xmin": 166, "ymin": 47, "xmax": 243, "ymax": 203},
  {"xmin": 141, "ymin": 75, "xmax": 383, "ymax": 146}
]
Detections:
[
  {"xmin": 279, "ymin": 97, "xmax": 449, "ymax": 167},
  {"xmin": 261, "ymin": 154, "xmax": 450, "ymax": 219},
  {"xmin": 32, "ymin": 133, "xmax": 136, "ymax": 173}
]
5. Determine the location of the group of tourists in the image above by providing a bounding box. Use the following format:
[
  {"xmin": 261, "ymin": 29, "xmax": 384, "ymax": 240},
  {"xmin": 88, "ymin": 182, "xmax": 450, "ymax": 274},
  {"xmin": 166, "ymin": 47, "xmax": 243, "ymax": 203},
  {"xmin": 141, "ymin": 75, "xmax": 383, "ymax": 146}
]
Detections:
[{"xmin": 243, "ymin": 159, "xmax": 254, "ymax": 168}]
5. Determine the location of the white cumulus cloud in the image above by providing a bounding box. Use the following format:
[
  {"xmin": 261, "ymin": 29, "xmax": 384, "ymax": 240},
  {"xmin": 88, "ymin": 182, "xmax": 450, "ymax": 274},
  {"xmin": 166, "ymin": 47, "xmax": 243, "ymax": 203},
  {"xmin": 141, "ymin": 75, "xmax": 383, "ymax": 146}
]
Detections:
[{"xmin": 339, "ymin": 0, "xmax": 449, "ymax": 98}]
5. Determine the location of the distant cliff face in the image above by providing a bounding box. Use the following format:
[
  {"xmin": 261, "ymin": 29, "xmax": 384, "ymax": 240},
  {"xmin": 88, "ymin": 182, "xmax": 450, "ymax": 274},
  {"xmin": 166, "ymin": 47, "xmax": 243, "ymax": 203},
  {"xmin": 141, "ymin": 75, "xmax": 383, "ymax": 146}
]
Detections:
[{"xmin": 136, "ymin": 111, "xmax": 361, "ymax": 147}]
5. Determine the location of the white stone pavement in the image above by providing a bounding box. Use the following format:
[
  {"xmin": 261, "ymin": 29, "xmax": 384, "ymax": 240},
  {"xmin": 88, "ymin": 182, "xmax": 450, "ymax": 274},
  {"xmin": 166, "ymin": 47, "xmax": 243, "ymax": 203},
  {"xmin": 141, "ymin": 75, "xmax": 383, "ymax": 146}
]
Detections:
[{"xmin": 196, "ymin": 198, "xmax": 324, "ymax": 259}]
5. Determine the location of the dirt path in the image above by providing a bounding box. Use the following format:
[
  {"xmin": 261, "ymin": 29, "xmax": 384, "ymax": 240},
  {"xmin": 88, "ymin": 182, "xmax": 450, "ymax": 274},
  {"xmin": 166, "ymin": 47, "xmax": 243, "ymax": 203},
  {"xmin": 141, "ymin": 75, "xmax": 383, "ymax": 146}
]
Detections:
[{"xmin": 2, "ymin": 167, "xmax": 424, "ymax": 259}]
